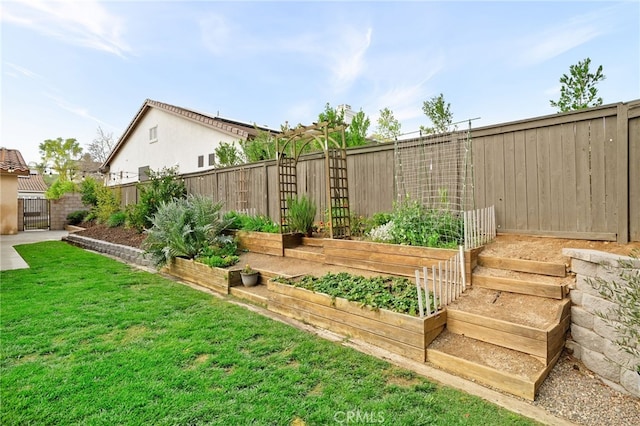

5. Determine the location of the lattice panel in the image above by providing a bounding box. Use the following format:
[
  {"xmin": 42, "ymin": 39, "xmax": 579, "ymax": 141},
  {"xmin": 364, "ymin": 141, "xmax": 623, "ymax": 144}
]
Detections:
[
  {"xmin": 278, "ymin": 155, "xmax": 297, "ymax": 233},
  {"xmin": 326, "ymin": 148, "xmax": 350, "ymax": 238}
]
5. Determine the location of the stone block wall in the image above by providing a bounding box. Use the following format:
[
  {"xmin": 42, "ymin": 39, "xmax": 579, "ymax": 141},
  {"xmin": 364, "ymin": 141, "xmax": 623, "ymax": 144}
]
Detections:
[
  {"xmin": 564, "ymin": 248, "xmax": 640, "ymax": 398},
  {"xmin": 50, "ymin": 193, "xmax": 86, "ymax": 230},
  {"xmin": 64, "ymin": 234, "xmax": 153, "ymax": 269}
]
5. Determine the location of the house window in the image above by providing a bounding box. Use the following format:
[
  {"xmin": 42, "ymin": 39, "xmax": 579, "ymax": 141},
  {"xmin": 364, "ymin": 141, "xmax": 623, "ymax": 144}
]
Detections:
[
  {"xmin": 198, "ymin": 155, "xmax": 204, "ymax": 168},
  {"xmin": 208, "ymin": 153, "xmax": 215, "ymax": 166},
  {"xmin": 149, "ymin": 126, "xmax": 158, "ymax": 143},
  {"xmin": 138, "ymin": 166, "xmax": 150, "ymax": 182}
]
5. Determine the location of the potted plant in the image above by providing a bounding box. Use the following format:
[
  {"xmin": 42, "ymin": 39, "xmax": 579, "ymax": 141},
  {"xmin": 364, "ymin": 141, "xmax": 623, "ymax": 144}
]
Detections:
[{"xmin": 240, "ymin": 264, "xmax": 259, "ymax": 287}]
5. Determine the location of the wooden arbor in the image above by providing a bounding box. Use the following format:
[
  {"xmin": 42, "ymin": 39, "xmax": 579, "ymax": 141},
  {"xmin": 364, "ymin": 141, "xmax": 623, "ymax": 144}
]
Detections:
[{"xmin": 276, "ymin": 122, "xmax": 351, "ymax": 238}]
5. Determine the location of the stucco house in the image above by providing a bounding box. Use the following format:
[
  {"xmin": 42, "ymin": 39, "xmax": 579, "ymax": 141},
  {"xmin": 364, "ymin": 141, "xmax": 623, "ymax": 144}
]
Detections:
[
  {"xmin": 0, "ymin": 148, "xmax": 30, "ymax": 234},
  {"xmin": 101, "ymin": 99, "xmax": 276, "ymax": 187}
]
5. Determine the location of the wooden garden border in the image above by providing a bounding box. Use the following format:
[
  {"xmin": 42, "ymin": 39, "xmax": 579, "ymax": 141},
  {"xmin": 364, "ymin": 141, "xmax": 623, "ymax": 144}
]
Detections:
[{"xmin": 267, "ymin": 280, "xmax": 446, "ymax": 362}]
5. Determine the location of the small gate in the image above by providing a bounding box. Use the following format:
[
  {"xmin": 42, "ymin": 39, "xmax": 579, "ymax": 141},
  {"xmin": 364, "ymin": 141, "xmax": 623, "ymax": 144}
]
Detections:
[{"xmin": 21, "ymin": 198, "xmax": 50, "ymax": 230}]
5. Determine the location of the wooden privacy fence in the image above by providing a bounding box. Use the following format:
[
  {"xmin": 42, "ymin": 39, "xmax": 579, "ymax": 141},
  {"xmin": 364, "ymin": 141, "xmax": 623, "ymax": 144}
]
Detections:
[
  {"xmin": 415, "ymin": 246, "xmax": 467, "ymax": 318},
  {"xmin": 114, "ymin": 100, "xmax": 639, "ymax": 242}
]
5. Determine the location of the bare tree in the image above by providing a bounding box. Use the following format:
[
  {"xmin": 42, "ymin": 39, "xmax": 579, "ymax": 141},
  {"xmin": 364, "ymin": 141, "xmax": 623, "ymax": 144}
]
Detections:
[{"xmin": 87, "ymin": 127, "xmax": 115, "ymax": 163}]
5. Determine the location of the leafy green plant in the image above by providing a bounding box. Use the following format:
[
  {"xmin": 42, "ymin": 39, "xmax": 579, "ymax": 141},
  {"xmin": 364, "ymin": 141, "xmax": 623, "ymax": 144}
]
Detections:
[
  {"xmin": 107, "ymin": 211, "xmax": 126, "ymax": 228},
  {"xmin": 45, "ymin": 180, "xmax": 77, "ymax": 199},
  {"xmin": 94, "ymin": 185, "xmax": 121, "ymax": 224},
  {"xmin": 66, "ymin": 210, "xmax": 89, "ymax": 226},
  {"xmin": 287, "ymin": 195, "xmax": 316, "ymax": 236},
  {"xmin": 196, "ymin": 235, "xmax": 240, "ymax": 268},
  {"xmin": 224, "ymin": 211, "xmax": 279, "ymax": 233},
  {"xmin": 80, "ymin": 176, "xmax": 99, "ymax": 207},
  {"xmin": 274, "ymin": 272, "xmax": 432, "ymax": 316},
  {"xmin": 126, "ymin": 167, "xmax": 187, "ymax": 231},
  {"xmin": 143, "ymin": 195, "xmax": 231, "ymax": 267},
  {"xmin": 388, "ymin": 200, "xmax": 462, "ymax": 248}
]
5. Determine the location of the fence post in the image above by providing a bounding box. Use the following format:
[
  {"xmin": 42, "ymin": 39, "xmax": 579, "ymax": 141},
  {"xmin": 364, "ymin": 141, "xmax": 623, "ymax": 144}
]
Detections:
[
  {"xmin": 415, "ymin": 269, "xmax": 424, "ymax": 318},
  {"xmin": 616, "ymin": 102, "xmax": 629, "ymax": 243}
]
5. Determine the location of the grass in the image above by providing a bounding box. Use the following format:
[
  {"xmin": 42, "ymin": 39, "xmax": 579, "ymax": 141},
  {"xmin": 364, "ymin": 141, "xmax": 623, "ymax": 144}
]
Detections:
[{"xmin": 1, "ymin": 242, "xmax": 538, "ymax": 425}]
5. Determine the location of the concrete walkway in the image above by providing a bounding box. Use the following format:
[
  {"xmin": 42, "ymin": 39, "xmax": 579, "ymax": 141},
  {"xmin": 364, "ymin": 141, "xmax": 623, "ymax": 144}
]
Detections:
[{"xmin": 0, "ymin": 230, "xmax": 68, "ymax": 271}]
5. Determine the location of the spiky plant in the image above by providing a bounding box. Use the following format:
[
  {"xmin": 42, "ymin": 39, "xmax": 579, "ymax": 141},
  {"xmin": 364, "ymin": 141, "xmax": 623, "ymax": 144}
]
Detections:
[{"xmin": 143, "ymin": 195, "xmax": 231, "ymax": 267}]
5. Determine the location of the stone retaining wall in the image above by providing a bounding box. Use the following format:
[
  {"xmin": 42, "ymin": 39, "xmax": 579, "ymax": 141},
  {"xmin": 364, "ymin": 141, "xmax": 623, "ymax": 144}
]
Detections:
[
  {"xmin": 564, "ymin": 248, "xmax": 639, "ymax": 397},
  {"xmin": 65, "ymin": 234, "xmax": 153, "ymax": 269}
]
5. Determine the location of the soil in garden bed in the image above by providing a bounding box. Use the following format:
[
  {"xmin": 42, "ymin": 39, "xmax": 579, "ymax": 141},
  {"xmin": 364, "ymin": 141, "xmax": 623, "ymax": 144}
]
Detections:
[{"xmin": 75, "ymin": 223, "xmax": 146, "ymax": 249}]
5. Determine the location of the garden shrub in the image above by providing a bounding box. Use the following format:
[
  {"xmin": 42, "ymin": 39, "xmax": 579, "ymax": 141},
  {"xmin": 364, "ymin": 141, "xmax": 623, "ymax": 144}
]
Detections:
[
  {"xmin": 80, "ymin": 177, "xmax": 99, "ymax": 207},
  {"xmin": 94, "ymin": 185, "xmax": 121, "ymax": 224},
  {"xmin": 45, "ymin": 180, "xmax": 77, "ymax": 199},
  {"xmin": 287, "ymin": 195, "xmax": 316, "ymax": 236},
  {"xmin": 107, "ymin": 211, "xmax": 126, "ymax": 228},
  {"xmin": 126, "ymin": 167, "xmax": 187, "ymax": 231},
  {"xmin": 369, "ymin": 221, "xmax": 395, "ymax": 243},
  {"xmin": 143, "ymin": 195, "xmax": 232, "ymax": 267},
  {"xmin": 66, "ymin": 210, "xmax": 89, "ymax": 226}
]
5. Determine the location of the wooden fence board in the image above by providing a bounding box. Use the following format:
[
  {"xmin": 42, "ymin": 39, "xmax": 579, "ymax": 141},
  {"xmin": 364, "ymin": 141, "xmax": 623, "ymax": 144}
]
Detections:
[
  {"xmin": 525, "ymin": 129, "xmax": 539, "ymax": 230},
  {"xmin": 503, "ymin": 132, "xmax": 517, "ymax": 231},
  {"xmin": 536, "ymin": 127, "xmax": 551, "ymax": 231},
  {"xmin": 590, "ymin": 119, "xmax": 607, "ymax": 232},
  {"xmin": 514, "ymin": 130, "xmax": 528, "ymax": 230},
  {"xmin": 630, "ymin": 116, "xmax": 640, "ymax": 241},
  {"xmin": 575, "ymin": 121, "xmax": 592, "ymax": 232},
  {"xmin": 548, "ymin": 125, "xmax": 564, "ymax": 231}
]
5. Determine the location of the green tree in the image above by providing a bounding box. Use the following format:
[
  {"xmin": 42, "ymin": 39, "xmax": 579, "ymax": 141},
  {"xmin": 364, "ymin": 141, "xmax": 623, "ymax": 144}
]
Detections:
[
  {"xmin": 550, "ymin": 58, "xmax": 606, "ymax": 112},
  {"xmin": 318, "ymin": 103, "xmax": 371, "ymax": 148},
  {"xmin": 215, "ymin": 142, "xmax": 244, "ymax": 167},
  {"xmin": 421, "ymin": 93, "xmax": 453, "ymax": 135},
  {"xmin": 39, "ymin": 137, "xmax": 83, "ymax": 182},
  {"xmin": 240, "ymin": 127, "xmax": 276, "ymax": 163},
  {"xmin": 372, "ymin": 107, "xmax": 402, "ymax": 142},
  {"xmin": 345, "ymin": 109, "xmax": 370, "ymax": 147}
]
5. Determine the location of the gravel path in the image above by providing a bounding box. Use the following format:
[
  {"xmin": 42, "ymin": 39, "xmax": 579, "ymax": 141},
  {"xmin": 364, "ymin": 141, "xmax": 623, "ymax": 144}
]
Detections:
[{"xmin": 533, "ymin": 353, "xmax": 639, "ymax": 425}]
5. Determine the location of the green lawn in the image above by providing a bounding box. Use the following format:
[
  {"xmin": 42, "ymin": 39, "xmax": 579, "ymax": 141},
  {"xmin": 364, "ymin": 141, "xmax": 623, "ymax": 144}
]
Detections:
[{"xmin": 1, "ymin": 242, "xmax": 538, "ymax": 425}]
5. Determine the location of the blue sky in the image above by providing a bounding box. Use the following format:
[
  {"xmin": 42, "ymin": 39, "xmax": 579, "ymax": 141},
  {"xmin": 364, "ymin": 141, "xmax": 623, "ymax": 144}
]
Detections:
[{"xmin": 2, "ymin": 0, "xmax": 638, "ymax": 165}]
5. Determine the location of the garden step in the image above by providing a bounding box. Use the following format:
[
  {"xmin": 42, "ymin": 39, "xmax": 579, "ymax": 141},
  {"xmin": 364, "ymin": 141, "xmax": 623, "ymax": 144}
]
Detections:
[
  {"xmin": 301, "ymin": 236, "xmax": 325, "ymax": 248},
  {"xmin": 427, "ymin": 330, "xmax": 558, "ymax": 400},
  {"xmin": 478, "ymin": 255, "xmax": 567, "ymax": 277},
  {"xmin": 284, "ymin": 246, "xmax": 326, "ymax": 263},
  {"xmin": 471, "ymin": 271, "xmax": 569, "ymax": 299},
  {"xmin": 445, "ymin": 287, "xmax": 570, "ymax": 365},
  {"xmin": 229, "ymin": 284, "xmax": 269, "ymax": 307}
]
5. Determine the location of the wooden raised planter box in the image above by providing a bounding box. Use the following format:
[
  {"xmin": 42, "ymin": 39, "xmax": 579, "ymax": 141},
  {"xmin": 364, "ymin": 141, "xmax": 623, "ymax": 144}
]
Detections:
[
  {"xmin": 322, "ymin": 239, "xmax": 481, "ymax": 283},
  {"xmin": 163, "ymin": 257, "xmax": 240, "ymax": 294},
  {"xmin": 232, "ymin": 231, "xmax": 302, "ymax": 257},
  {"xmin": 267, "ymin": 280, "xmax": 446, "ymax": 362}
]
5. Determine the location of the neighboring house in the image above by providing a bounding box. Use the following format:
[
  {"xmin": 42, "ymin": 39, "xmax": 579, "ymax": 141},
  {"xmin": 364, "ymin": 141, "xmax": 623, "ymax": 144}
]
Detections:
[
  {"xmin": 18, "ymin": 171, "xmax": 48, "ymax": 199},
  {"xmin": 101, "ymin": 99, "xmax": 276, "ymax": 187},
  {"xmin": 0, "ymin": 148, "xmax": 30, "ymax": 234}
]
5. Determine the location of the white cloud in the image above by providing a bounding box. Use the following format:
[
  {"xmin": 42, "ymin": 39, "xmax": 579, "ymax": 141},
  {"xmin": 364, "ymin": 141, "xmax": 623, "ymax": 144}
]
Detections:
[
  {"xmin": 1, "ymin": 0, "xmax": 131, "ymax": 57},
  {"xmin": 4, "ymin": 62, "xmax": 42, "ymax": 79},
  {"xmin": 513, "ymin": 10, "xmax": 605, "ymax": 67},
  {"xmin": 326, "ymin": 27, "xmax": 372, "ymax": 92},
  {"xmin": 45, "ymin": 93, "xmax": 116, "ymax": 128}
]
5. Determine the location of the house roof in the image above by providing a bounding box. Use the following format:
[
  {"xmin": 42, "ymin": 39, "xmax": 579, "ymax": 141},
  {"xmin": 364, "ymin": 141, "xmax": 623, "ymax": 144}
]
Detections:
[
  {"xmin": 102, "ymin": 99, "xmax": 278, "ymax": 170},
  {"xmin": 18, "ymin": 173, "xmax": 48, "ymax": 193},
  {"xmin": 0, "ymin": 148, "xmax": 30, "ymax": 176}
]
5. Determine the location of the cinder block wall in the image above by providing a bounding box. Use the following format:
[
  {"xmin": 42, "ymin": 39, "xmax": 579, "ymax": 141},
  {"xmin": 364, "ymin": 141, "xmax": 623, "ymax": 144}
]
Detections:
[
  {"xmin": 564, "ymin": 248, "xmax": 640, "ymax": 398},
  {"xmin": 50, "ymin": 193, "xmax": 86, "ymax": 230}
]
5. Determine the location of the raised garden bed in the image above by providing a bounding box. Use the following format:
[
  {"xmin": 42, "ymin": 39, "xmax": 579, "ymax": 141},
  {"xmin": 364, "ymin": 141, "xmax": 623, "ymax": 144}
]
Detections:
[
  {"xmin": 267, "ymin": 279, "xmax": 446, "ymax": 362},
  {"xmin": 321, "ymin": 238, "xmax": 481, "ymax": 283},
  {"xmin": 231, "ymin": 231, "xmax": 301, "ymax": 257},
  {"xmin": 162, "ymin": 257, "xmax": 240, "ymax": 294}
]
